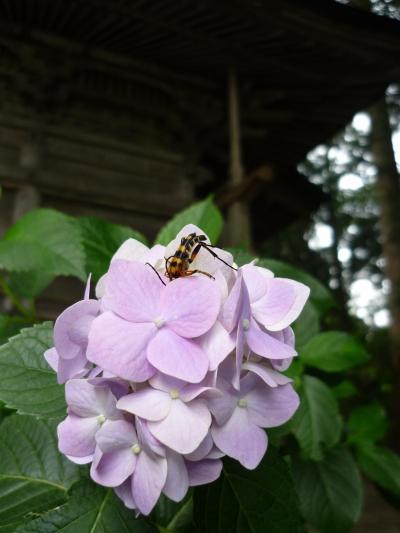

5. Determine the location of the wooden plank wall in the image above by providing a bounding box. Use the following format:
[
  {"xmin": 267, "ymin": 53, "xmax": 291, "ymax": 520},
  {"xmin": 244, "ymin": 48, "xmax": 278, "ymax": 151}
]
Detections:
[
  {"xmin": 0, "ymin": 114, "xmax": 191, "ymax": 239},
  {"xmin": 0, "ymin": 108, "xmax": 193, "ymax": 317}
]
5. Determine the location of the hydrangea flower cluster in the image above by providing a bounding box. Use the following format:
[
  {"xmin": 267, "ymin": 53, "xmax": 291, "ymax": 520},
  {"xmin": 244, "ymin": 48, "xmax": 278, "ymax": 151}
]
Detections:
[{"xmin": 45, "ymin": 224, "xmax": 309, "ymax": 516}]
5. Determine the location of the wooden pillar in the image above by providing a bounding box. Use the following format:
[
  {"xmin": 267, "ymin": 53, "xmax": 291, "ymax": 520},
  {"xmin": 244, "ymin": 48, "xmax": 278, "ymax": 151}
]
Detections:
[
  {"xmin": 12, "ymin": 186, "xmax": 41, "ymax": 223},
  {"xmin": 13, "ymin": 129, "xmax": 43, "ymax": 221},
  {"xmin": 225, "ymin": 68, "xmax": 251, "ymax": 248}
]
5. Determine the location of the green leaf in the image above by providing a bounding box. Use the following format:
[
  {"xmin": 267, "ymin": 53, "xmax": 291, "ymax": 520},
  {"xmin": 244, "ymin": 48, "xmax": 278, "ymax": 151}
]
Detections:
[
  {"xmin": 268, "ymin": 419, "xmax": 296, "ymax": 446},
  {"xmin": 292, "ymin": 301, "xmax": 320, "ymax": 348},
  {"xmin": 332, "ymin": 380, "xmax": 359, "ymax": 400},
  {"xmin": 76, "ymin": 216, "xmax": 148, "ymax": 281},
  {"xmin": 0, "ymin": 322, "xmax": 65, "ymax": 418},
  {"xmin": 6, "ymin": 270, "xmax": 55, "ymax": 299},
  {"xmin": 15, "ymin": 480, "xmax": 156, "ymax": 533},
  {"xmin": 300, "ymin": 331, "xmax": 370, "ymax": 372},
  {"xmin": 291, "ymin": 375, "xmax": 342, "ymax": 460},
  {"xmin": 348, "ymin": 403, "xmax": 388, "ymax": 445},
  {"xmin": 0, "ymin": 415, "xmax": 80, "ymax": 532},
  {"xmin": 152, "ymin": 493, "xmax": 191, "ymax": 530},
  {"xmin": 292, "ymin": 448, "xmax": 363, "ymax": 533},
  {"xmin": 0, "ymin": 209, "xmax": 86, "ymax": 281},
  {"xmin": 258, "ymin": 258, "xmax": 336, "ymax": 313},
  {"xmin": 283, "ymin": 358, "xmax": 304, "ymax": 380},
  {"xmin": 226, "ymin": 248, "xmax": 254, "ymax": 267},
  {"xmin": 356, "ymin": 442, "xmax": 400, "ymax": 496},
  {"xmin": 0, "ymin": 401, "xmax": 14, "ymax": 424},
  {"xmin": 194, "ymin": 449, "xmax": 301, "ymax": 532},
  {"xmin": 152, "ymin": 494, "xmax": 193, "ymax": 533},
  {"xmin": 0, "ymin": 315, "xmax": 29, "ymax": 344},
  {"xmin": 155, "ymin": 198, "xmax": 223, "ymax": 246}
]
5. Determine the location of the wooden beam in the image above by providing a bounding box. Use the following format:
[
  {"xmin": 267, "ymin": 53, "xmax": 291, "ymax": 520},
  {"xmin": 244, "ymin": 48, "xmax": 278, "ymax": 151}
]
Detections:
[{"xmin": 225, "ymin": 68, "xmax": 251, "ymax": 247}]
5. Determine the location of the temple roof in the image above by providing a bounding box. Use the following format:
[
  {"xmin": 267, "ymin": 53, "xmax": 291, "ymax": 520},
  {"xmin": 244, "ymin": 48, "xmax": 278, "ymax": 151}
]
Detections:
[
  {"xmin": 0, "ymin": 0, "xmax": 399, "ymax": 169},
  {"xmin": 0, "ymin": 0, "xmax": 399, "ymax": 243}
]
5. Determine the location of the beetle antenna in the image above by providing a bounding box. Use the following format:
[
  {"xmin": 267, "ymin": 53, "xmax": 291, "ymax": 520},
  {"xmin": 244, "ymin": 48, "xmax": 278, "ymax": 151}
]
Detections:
[
  {"xmin": 145, "ymin": 263, "xmax": 166, "ymax": 285},
  {"xmin": 199, "ymin": 243, "xmax": 238, "ymax": 271}
]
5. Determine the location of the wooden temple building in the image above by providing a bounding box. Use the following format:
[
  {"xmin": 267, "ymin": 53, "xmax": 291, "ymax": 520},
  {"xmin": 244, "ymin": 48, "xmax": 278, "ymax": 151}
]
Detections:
[{"xmin": 0, "ymin": 0, "xmax": 399, "ymax": 246}]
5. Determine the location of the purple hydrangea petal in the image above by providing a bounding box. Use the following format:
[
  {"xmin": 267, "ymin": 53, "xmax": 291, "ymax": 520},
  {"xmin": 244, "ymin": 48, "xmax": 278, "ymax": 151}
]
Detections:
[
  {"xmin": 234, "ymin": 321, "xmax": 245, "ymax": 390},
  {"xmin": 112, "ymin": 239, "xmax": 150, "ymax": 263},
  {"xmin": 132, "ymin": 450, "xmax": 167, "ymax": 515},
  {"xmin": 149, "ymin": 373, "xmax": 186, "ymax": 393},
  {"xmin": 66, "ymin": 453, "xmax": 94, "ymax": 464},
  {"xmin": 147, "ymin": 329, "xmax": 208, "ymax": 383},
  {"xmin": 241, "ymin": 264, "xmax": 272, "ymax": 303},
  {"xmin": 44, "ymin": 347, "xmax": 58, "ymax": 372},
  {"xmin": 271, "ymin": 358, "xmax": 293, "ymax": 372},
  {"xmin": 91, "ymin": 446, "xmax": 136, "ymax": 487},
  {"xmin": 95, "ymin": 274, "xmax": 107, "ymax": 300},
  {"xmin": 58, "ymin": 414, "xmax": 100, "ymax": 457},
  {"xmin": 114, "ymin": 477, "xmax": 136, "ymax": 510},
  {"xmin": 283, "ymin": 327, "xmax": 295, "ymax": 346},
  {"xmin": 246, "ymin": 318, "xmax": 296, "ymax": 360},
  {"xmin": 163, "ymin": 450, "xmax": 189, "ymax": 502},
  {"xmin": 54, "ymin": 299, "xmax": 99, "ymax": 360},
  {"xmin": 208, "ymin": 385, "xmax": 237, "ymax": 426},
  {"xmin": 136, "ymin": 418, "xmax": 165, "ymax": 457},
  {"xmin": 145, "ymin": 244, "xmax": 166, "ymax": 267},
  {"xmin": 186, "ymin": 459, "xmax": 222, "ymax": 486},
  {"xmin": 68, "ymin": 314, "xmax": 96, "ymax": 346},
  {"xmin": 95, "ymin": 240, "xmax": 165, "ymax": 300},
  {"xmin": 179, "ymin": 384, "xmax": 222, "ymax": 403},
  {"xmin": 242, "ymin": 361, "xmax": 293, "ymax": 387},
  {"xmin": 57, "ymin": 352, "xmax": 91, "ymax": 384},
  {"xmin": 238, "ymin": 372, "xmax": 259, "ymax": 396},
  {"xmin": 184, "ymin": 432, "xmax": 214, "ymax": 461},
  {"xmin": 206, "ymin": 447, "xmax": 225, "ymax": 459},
  {"xmin": 198, "ymin": 321, "xmax": 235, "ymax": 371},
  {"xmin": 87, "ymin": 377, "xmax": 129, "ymax": 399},
  {"xmin": 191, "ymin": 248, "xmax": 234, "ymax": 285},
  {"xmin": 219, "ymin": 273, "xmax": 243, "ymax": 333},
  {"xmin": 161, "ymin": 276, "xmax": 220, "ymax": 338},
  {"xmin": 252, "ymin": 278, "xmax": 310, "ymax": 331},
  {"xmin": 217, "ymin": 356, "xmax": 237, "ymax": 384},
  {"xmin": 246, "ymin": 383, "xmax": 300, "ymax": 427},
  {"xmin": 95, "ymin": 420, "xmax": 137, "ymax": 453},
  {"xmin": 117, "ymin": 389, "xmax": 171, "ymax": 422},
  {"xmin": 233, "ymin": 276, "xmax": 252, "ymax": 389},
  {"xmin": 84, "ymin": 273, "xmax": 92, "ymax": 301},
  {"xmin": 103, "ymin": 260, "xmax": 162, "ymax": 322},
  {"xmin": 148, "ymin": 399, "xmax": 211, "ymax": 454},
  {"xmin": 270, "ymin": 327, "xmax": 295, "ymax": 371},
  {"xmin": 65, "ymin": 380, "xmax": 116, "ymax": 418},
  {"xmin": 213, "ymin": 269, "xmax": 230, "ymax": 303},
  {"xmin": 211, "ymin": 407, "xmax": 267, "ymax": 469},
  {"xmin": 87, "ymin": 312, "xmax": 156, "ymax": 382}
]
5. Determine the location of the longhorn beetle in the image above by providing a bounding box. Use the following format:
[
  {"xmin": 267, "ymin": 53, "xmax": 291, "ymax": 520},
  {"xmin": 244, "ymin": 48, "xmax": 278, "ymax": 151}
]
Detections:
[{"xmin": 165, "ymin": 232, "xmax": 236, "ymax": 281}]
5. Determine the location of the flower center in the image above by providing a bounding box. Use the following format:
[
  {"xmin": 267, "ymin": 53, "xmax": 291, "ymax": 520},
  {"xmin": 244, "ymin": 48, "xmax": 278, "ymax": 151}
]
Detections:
[
  {"xmin": 154, "ymin": 316, "xmax": 165, "ymax": 329},
  {"xmin": 170, "ymin": 389, "xmax": 180, "ymax": 400},
  {"xmin": 97, "ymin": 414, "xmax": 106, "ymax": 425},
  {"xmin": 237, "ymin": 398, "xmax": 247, "ymax": 408},
  {"xmin": 131, "ymin": 443, "xmax": 141, "ymax": 455},
  {"xmin": 242, "ymin": 318, "xmax": 250, "ymax": 331}
]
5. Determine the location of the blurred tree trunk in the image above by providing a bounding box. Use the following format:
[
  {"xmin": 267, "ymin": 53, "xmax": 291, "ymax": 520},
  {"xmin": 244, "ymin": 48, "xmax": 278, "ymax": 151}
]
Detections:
[
  {"xmin": 369, "ymin": 100, "xmax": 400, "ymax": 447},
  {"xmin": 370, "ymin": 101, "xmax": 400, "ymax": 362},
  {"xmin": 352, "ymin": 0, "xmax": 400, "ymax": 447}
]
